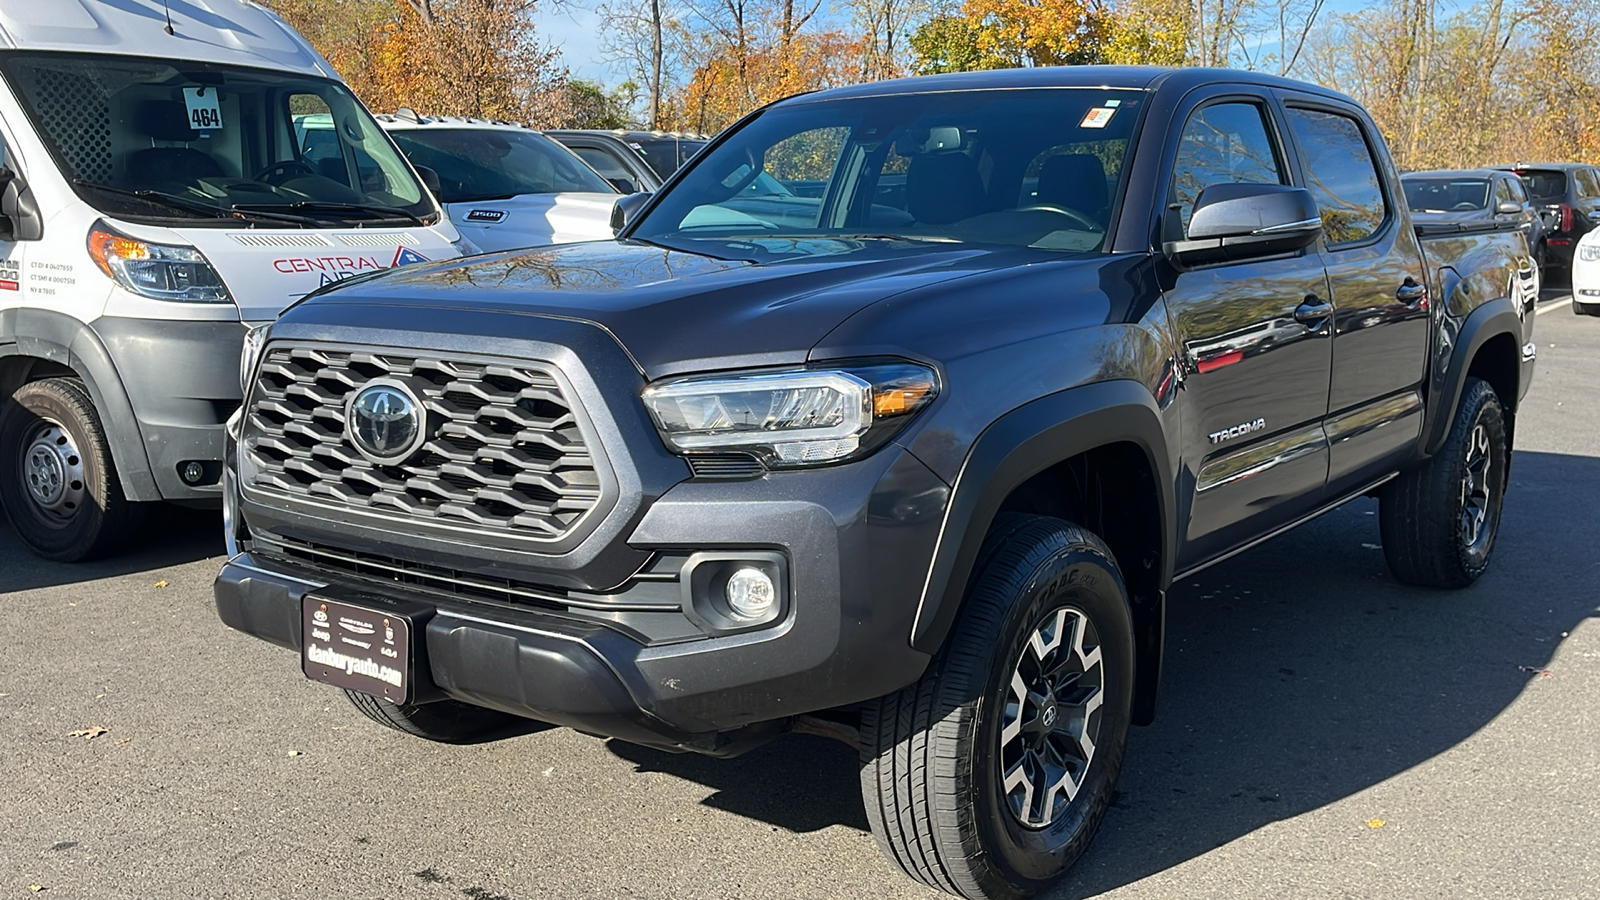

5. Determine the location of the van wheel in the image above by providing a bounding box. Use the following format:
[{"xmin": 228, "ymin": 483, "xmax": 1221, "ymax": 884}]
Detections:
[
  {"xmin": 859, "ymin": 516, "xmax": 1134, "ymax": 899},
  {"xmin": 0, "ymin": 378, "xmax": 142, "ymax": 562},
  {"xmin": 344, "ymin": 690, "xmax": 541, "ymax": 744},
  {"xmin": 1380, "ymin": 377, "xmax": 1508, "ymax": 587}
]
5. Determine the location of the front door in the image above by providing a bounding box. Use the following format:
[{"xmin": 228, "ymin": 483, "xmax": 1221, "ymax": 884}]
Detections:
[
  {"xmin": 1160, "ymin": 96, "xmax": 1334, "ymax": 570},
  {"xmin": 1281, "ymin": 102, "xmax": 1429, "ymax": 496}
]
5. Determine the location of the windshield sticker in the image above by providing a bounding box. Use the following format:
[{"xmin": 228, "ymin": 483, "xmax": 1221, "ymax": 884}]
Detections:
[
  {"xmin": 393, "ymin": 247, "xmax": 430, "ymax": 267},
  {"xmin": 1080, "ymin": 108, "xmax": 1115, "ymax": 129},
  {"xmin": 0, "ymin": 259, "xmax": 18, "ymax": 291},
  {"xmin": 182, "ymin": 87, "xmax": 223, "ymax": 131},
  {"xmin": 466, "ymin": 209, "xmax": 507, "ymax": 222}
]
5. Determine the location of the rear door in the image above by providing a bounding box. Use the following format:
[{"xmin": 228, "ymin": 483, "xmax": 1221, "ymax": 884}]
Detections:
[
  {"xmin": 1280, "ymin": 98, "xmax": 1428, "ymax": 496},
  {"xmin": 1160, "ymin": 90, "xmax": 1334, "ymax": 570}
]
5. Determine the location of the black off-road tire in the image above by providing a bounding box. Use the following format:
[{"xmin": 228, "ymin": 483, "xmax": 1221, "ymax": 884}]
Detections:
[
  {"xmin": 1380, "ymin": 377, "xmax": 1509, "ymax": 588},
  {"xmin": 0, "ymin": 377, "xmax": 143, "ymax": 562},
  {"xmin": 344, "ymin": 690, "xmax": 541, "ymax": 744},
  {"xmin": 859, "ymin": 515, "xmax": 1135, "ymax": 900}
]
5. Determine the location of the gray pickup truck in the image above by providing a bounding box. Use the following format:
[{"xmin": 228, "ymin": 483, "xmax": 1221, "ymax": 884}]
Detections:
[{"xmin": 215, "ymin": 67, "xmax": 1538, "ymax": 899}]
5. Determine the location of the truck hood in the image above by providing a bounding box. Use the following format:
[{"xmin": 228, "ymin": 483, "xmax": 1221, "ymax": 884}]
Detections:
[
  {"xmin": 445, "ymin": 193, "xmax": 618, "ymax": 254},
  {"xmin": 167, "ymin": 225, "xmax": 463, "ymax": 323},
  {"xmin": 290, "ymin": 238, "xmax": 1090, "ymax": 377}
]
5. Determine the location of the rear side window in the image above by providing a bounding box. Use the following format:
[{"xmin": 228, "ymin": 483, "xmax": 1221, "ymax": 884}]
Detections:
[
  {"xmin": 1579, "ymin": 168, "xmax": 1600, "ymax": 197},
  {"xmin": 1169, "ymin": 102, "xmax": 1286, "ymax": 237},
  {"xmin": 1286, "ymin": 108, "xmax": 1387, "ymax": 245}
]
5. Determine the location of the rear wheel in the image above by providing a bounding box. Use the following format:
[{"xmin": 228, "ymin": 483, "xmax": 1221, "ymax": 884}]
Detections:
[
  {"xmin": 0, "ymin": 377, "xmax": 142, "ymax": 561},
  {"xmin": 1379, "ymin": 377, "xmax": 1508, "ymax": 587},
  {"xmin": 343, "ymin": 690, "xmax": 542, "ymax": 744},
  {"xmin": 860, "ymin": 516, "xmax": 1134, "ymax": 899}
]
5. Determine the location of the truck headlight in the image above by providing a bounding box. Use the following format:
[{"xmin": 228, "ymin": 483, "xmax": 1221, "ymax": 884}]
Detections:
[
  {"xmin": 239, "ymin": 325, "xmax": 268, "ymax": 393},
  {"xmin": 1580, "ymin": 243, "xmax": 1600, "ymax": 262},
  {"xmin": 642, "ymin": 362, "xmax": 938, "ymax": 467},
  {"xmin": 88, "ymin": 222, "xmax": 231, "ymax": 302}
]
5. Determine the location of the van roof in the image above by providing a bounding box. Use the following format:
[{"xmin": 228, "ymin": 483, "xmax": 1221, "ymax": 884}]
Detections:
[{"xmin": 0, "ymin": 0, "xmax": 337, "ymax": 79}]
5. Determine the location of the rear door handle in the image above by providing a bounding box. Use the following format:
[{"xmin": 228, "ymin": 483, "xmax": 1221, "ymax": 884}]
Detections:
[{"xmin": 1396, "ymin": 280, "xmax": 1427, "ymax": 305}]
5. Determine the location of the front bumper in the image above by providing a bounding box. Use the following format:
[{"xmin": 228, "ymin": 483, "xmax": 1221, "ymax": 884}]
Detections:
[
  {"xmin": 93, "ymin": 316, "xmax": 246, "ymax": 503},
  {"xmin": 215, "ymin": 446, "xmax": 949, "ymax": 752}
]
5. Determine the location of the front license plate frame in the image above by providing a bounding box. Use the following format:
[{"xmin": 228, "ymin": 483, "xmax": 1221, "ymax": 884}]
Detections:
[{"xmin": 301, "ymin": 591, "xmax": 433, "ymax": 705}]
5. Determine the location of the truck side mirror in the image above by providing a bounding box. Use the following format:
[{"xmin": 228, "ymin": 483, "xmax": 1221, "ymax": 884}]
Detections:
[
  {"xmin": 1164, "ymin": 183, "xmax": 1320, "ymax": 266},
  {"xmin": 414, "ymin": 165, "xmax": 442, "ymax": 196},
  {"xmin": 0, "ymin": 167, "xmax": 43, "ymax": 242},
  {"xmin": 1495, "ymin": 201, "xmax": 1522, "ymax": 215},
  {"xmin": 611, "ymin": 192, "xmax": 653, "ymax": 235}
]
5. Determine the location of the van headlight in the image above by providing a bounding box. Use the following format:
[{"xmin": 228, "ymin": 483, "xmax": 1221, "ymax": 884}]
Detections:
[
  {"xmin": 88, "ymin": 222, "xmax": 231, "ymax": 302},
  {"xmin": 642, "ymin": 362, "xmax": 938, "ymax": 467},
  {"xmin": 239, "ymin": 325, "xmax": 268, "ymax": 393}
]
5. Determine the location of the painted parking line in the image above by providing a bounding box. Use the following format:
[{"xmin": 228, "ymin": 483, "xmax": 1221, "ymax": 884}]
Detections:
[{"xmin": 1536, "ymin": 297, "xmax": 1573, "ymax": 315}]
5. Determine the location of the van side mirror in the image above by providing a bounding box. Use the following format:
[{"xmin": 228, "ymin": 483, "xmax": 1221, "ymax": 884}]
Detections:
[
  {"xmin": 1495, "ymin": 201, "xmax": 1522, "ymax": 215},
  {"xmin": 0, "ymin": 167, "xmax": 43, "ymax": 242},
  {"xmin": 414, "ymin": 165, "xmax": 442, "ymax": 196},
  {"xmin": 1164, "ymin": 183, "xmax": 1320, "ymax": 266},
  {"xmin": 611, "ymin": 192, "xmax": 653, "ymax": 235}
]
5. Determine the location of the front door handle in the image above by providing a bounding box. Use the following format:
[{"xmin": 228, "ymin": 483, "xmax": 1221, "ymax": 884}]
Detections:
[
  {"xmin": 1396, "ymin": 279, "xmax": 1428, "ymax": 306},
  {"xmin": 1294, "ymin": 296, "xmax": 1333, "ymax": 325}
]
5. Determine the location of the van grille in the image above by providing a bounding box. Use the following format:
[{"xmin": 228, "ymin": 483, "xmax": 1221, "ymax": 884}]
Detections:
[{"xmin": 241, "ymin": 344, "xmax": 601, "ymax": 542}]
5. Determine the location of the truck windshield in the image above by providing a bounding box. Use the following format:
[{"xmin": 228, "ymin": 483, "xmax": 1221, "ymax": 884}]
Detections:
[
  {"xmin": 1404, "ymin": 178, "xmax": 1489, "ymax": 212},
  {"xmin": 631, "ymin": 88, "xmax": 1144, "ymax": 254},
  {"xmin": 2, "ymin": 52, "xmax": 434, "ymax": 227},
  {"xmin": 386, "ymin": 128, "xmax": 614, "ymax": 203}
]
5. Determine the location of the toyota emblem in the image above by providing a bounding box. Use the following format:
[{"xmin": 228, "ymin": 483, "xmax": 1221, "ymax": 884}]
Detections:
[{"xmin": 345, "ymin": 379, "xmax": 425, "ymax": 464}]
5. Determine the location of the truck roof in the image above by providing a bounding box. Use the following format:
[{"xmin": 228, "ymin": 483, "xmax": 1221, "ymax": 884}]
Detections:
[
  {"xmin": 793, "ymin": 65, "xmax": 1358, "ymax": 106},
  {"xmin": 0, "ymin": 0, "xmax": 336, "ymax": 79}
]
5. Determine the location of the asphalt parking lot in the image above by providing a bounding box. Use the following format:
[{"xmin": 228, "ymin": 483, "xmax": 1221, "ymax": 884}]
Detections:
[{"xmin": 3, "ymin": 298, "xmax": 1597, "ymax": 900}]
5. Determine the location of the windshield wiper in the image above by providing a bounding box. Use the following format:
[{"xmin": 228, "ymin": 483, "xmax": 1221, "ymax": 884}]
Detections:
[
  {"xmin": 234, "ymin": 201, "xmax": 426, "ymax": 226},
  {"xmin": 72, "ymin": 181, "xmax": 319, "ymax": 226}
]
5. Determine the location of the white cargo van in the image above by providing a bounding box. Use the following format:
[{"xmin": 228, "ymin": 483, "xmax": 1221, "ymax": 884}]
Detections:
[{"xmin": 0, "ymin": 0, "xmax": 469, "ymax": 560}]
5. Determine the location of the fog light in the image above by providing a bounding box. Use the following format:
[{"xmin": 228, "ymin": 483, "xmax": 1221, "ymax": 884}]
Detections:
[
  {"xmin": 181, "ymin": 461, "xmax": 205, "ymax": 484},
  {"xmin": 725, "ymin": 567, "xmax": 776, "ymax": 618}
]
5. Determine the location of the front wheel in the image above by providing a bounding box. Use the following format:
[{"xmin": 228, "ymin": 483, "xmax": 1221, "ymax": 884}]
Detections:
[
  {"xmin": 0, "ymin": 377, "xmax": 142, "ymax": 561},
  {"xmin": 860, "ymin": 516, "xmax": 1134, "ymax": 899}
]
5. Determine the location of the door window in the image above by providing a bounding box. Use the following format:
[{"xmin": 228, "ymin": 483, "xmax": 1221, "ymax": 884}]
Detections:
[
  {"xmin": 572, "ymin": 146, "xmax": 636, "ymax": 188},
  {"xmin": 1169, "ymin": 102, "xmax": 1286, "ymax": 237},
  {"xmin": 1506, "ymin": 177, "xmax": 1528, "ymax": 203},
  {"xmin": 1286, "ymin": 108, "xmax": 1388, "ymax": 245},
  {"xmin": 1493, "ymin": 177, "xmax": 1515, "ymax": 207}
]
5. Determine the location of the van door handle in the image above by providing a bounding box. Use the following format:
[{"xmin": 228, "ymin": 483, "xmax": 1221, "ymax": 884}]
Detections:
[
  {"xmin": 1293, "ymin": 296, "xmax": 1333, "ymax": 325},
  {"xmin": 1396, "ymin": 279, "xmax": 1427, "ymax": 305}
]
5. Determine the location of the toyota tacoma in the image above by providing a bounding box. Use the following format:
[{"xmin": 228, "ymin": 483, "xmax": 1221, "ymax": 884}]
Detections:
[{"xmin": 215, "ymin": 67, "xmax": 1538, "ymax": 899}]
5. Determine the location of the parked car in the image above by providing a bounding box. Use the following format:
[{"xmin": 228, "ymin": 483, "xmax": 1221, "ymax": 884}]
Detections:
[
  {"xmin": 1402, "ymin": 169, "xmax": 1544, "ymax": 269},
  {"xmin": 1565, "ymin": 230, "xmax": 1600, "ymax": 315},
  {"xmin": 1489, "ymin": 162, "xmax": 1600, "ymax": 276},
  {"xmin": 545, "ymin": 130, "xmax": 707, "ymax": 193},
  {"xmin": 0, "ymin": 0, "xmax": 468, "ymax": 562},
  {"xmin": 219, "ymin": 67, "xmax": 1537, "ymax": 899},
  {"xmin": 361, "ymin": 112, "xmax": 619, "ymax": 252}
]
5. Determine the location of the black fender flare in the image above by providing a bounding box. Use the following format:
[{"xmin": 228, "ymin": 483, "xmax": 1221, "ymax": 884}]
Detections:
[
  {"xmin": 0, "ymin": 308, "xmax": 160, "ymax": 501},
  {"xmin": 1421, "ymin": 295, "xmax": 1524, "ymax": 456},
  {"xmin": 909, "ymin": 380, "xmax": 1177, "ymax": 723}
]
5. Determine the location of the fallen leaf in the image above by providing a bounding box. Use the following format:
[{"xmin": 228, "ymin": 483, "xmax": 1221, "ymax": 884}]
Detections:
[
  {"xmin": 114, "ymin": 738, "xmax": 132, "ymax": 746},
  {"xmin": 152, "ymin": 580, "xmax": 169, "ymax": 588},
  {"xmin": 1366, "ymin": 819, "xmax": 1386, "ymax": 828},
  {"xmin": 29, "ymin": 885, "xmax": 43, "ymax": 893},
  {"xmin": 287, "ymin": 750, "xmax": 303, "ymax": 757},
  {"xmin": 1519, "ymin": 665, "xmax": 1553, "ymax": 677},
  {"xmin": 68, "ymin": 727, "xmax": 108, "ymax": 740}
]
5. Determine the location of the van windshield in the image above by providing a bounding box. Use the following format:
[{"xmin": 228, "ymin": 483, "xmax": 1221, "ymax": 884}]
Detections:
[
  {"xmin": 630, "ymin": 87, "xmax": 1143, "ymax": 255},
  {"xmin": 2, "ymin": 52, "xmax": 435, "ymax": 227}
]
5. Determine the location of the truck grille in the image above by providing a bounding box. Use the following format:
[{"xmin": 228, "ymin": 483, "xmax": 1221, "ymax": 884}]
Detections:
[{"xmin": 241, "ymin": 344, "xmax": 602, "ymax": 542}]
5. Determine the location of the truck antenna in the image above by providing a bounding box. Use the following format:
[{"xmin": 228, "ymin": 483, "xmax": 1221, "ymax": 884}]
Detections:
[{"xmin": 162, "ymin": 0, "xmax": 175, "ymax": 34}]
